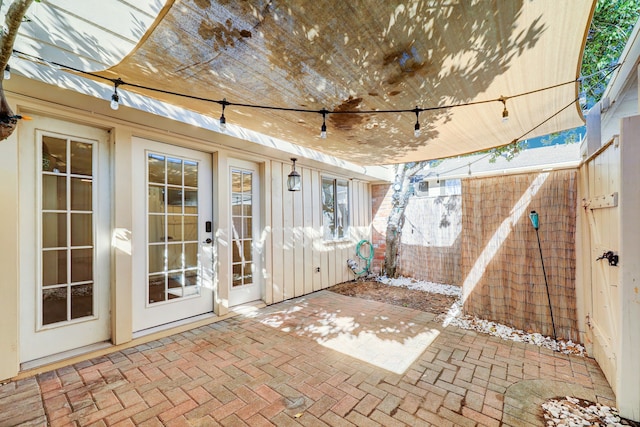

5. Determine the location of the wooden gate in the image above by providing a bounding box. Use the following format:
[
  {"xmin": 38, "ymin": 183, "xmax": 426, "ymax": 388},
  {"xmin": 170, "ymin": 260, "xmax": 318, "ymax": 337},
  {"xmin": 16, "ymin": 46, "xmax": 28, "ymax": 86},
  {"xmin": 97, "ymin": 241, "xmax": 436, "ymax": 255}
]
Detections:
[{"xmin": 578, "ymin": 137, "xmax": 620, "ymax": 387}]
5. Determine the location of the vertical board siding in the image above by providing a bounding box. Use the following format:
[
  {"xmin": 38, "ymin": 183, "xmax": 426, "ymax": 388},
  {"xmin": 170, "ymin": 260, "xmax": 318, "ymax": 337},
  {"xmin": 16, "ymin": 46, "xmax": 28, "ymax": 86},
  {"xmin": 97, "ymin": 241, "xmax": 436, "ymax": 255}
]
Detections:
[
  {"xmin": 311, "ymin": 171, "xmax": 323, "ymax": 291},
  {"xmin": 293, "ymin": 168, "xmax": 304, "ymax": 297},
  {"xmin": 282, "ymin": 163, "xmax": 295, "ymax": 300},
  {"xmin": 270, "ymin": 162, "xmax": 284, "ymax": 303},
  {"xmin": 302, "ymin": 168, "xmax": 314, "ymax": 295},
  {"xmin": 265, "ymin": 162, "xmax": 370, "ymax": 302}
]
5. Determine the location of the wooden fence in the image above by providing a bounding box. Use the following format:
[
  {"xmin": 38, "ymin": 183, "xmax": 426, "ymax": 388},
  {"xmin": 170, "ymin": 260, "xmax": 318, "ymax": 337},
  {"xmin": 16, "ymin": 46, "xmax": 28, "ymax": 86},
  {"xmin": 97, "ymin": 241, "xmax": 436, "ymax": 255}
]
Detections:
[
  {"xmin": 382, "ymin": 170, "xmax": 579, "ymax": 341},
  {"xmin": 460, "ymin": 170, "xmax": 578, "ymax": 341}
]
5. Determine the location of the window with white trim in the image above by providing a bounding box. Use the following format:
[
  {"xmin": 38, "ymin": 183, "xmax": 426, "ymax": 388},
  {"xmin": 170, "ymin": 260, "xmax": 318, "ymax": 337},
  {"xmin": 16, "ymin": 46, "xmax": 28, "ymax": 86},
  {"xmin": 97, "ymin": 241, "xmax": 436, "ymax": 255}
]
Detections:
[
  {"xmin": 322, "ymin": 177, "xmax": 349, "ymax": 240},
  {"xmin": 40, "ymin": 134, "xmax": 95, "ymax": 326}
]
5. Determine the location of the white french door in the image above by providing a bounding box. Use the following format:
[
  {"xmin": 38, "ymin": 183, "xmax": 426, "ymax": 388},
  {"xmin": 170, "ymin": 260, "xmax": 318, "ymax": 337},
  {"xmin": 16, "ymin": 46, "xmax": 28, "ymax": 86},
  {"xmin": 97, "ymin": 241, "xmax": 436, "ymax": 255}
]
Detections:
[
  {"xmin": 228, "ymin": 159, "xmax": 262, "ymax": 306},
  {"xmin": 19, "ymin": 116, "xmax": 110, "ymax": 362},
  {"xmin": 132, "ymin": 138, "xmax": 214, "ymax": 332}
]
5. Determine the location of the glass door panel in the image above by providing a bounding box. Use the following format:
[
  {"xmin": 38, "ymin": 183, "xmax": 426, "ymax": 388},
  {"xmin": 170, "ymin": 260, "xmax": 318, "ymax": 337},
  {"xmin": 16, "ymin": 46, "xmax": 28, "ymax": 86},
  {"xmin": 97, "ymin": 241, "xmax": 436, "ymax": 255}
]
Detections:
[
  {"xmin": 40, "ymin": 136, "xmax": 95, "ymax": 327},
  {"xmin": 146, "ymin": 153, "xmax": 201, "ymax": 305},
  {"xmin": 231, "ymin": 169, "xmax": 254, "ymax": 289}
]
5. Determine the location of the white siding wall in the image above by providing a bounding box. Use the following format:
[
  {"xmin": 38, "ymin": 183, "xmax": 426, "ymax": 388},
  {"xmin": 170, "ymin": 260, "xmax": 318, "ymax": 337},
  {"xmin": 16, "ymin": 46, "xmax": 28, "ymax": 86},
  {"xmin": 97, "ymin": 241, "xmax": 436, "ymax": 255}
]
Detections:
[{"xmin": 265, "ymin": 160, "xmax": 371, "ymax": 304}]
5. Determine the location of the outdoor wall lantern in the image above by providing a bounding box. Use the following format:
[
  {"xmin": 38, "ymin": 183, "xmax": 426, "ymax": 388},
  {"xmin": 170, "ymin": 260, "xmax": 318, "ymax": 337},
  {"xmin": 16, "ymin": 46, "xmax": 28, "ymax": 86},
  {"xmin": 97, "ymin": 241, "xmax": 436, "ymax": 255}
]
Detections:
[{"xmin": 287, "ymin": 158, "xmax": 301, "ymax": 191}]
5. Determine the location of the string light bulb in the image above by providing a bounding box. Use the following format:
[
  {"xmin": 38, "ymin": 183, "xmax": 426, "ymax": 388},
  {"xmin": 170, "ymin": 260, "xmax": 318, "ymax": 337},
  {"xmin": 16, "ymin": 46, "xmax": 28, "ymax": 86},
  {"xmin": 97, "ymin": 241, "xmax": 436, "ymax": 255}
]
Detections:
[
  {"xmin": 499, "ymin": 96, "xmax": 508, "ymax": 122},
  {"xmin": 579, "ymin": 91, "xmax": 587, "ymax": 106},
  {"xmin": 413, "ymin": 107, "xmax": 421, "ymax": 137},
  {"xmin": 3, "ymin": 64, "xmax": 10, "ymax": 80},
  {"xmin": 577, "ymin": 76, "xmax": 587, "ymax": 107},
  {"xmin": 110, "ymin": 79, "xmax": 121, "ymax": 110},
  {"xmin": 219, "ymin": 98, "xmax": 227, "ymax": 132},
  {"xmin": 320, "ymin": 109, "xmax": 327, "ymax": 139}
]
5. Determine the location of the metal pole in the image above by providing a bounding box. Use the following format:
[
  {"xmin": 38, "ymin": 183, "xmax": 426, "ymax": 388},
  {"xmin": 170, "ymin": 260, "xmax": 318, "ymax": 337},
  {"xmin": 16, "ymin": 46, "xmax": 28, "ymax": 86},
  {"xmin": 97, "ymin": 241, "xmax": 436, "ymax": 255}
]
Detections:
[{"xmin": 535, "ymin": 227, "xmax": 557, "ymax": 341}]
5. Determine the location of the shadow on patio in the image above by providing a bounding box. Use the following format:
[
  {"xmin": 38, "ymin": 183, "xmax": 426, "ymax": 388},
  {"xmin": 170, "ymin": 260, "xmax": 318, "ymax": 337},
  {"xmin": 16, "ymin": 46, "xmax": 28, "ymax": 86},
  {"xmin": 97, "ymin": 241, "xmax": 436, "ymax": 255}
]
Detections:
[{"xmin": 0, "ymin": 290, "xmax": 615, "ymax": 426}]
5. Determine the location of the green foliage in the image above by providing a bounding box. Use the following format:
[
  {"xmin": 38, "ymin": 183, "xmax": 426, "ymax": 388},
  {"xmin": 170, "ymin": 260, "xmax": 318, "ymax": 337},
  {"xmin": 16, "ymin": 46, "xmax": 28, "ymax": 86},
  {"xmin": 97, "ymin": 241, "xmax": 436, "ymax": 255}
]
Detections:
[
  {"xmin": 581, "ymin": 0, "xmax": 639, "ymax": 105},
  {"xmin": 488, "ymin": 140, "xmax": 527, "ymax": 163}
]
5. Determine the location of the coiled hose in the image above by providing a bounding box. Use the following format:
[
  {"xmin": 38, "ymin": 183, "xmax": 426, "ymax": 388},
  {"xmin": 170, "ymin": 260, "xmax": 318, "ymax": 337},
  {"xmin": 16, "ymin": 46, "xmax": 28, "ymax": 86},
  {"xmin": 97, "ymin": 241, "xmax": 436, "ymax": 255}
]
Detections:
[{"xmin": 349, "ymin": 239, "xmax": 374, "ymax": 275}]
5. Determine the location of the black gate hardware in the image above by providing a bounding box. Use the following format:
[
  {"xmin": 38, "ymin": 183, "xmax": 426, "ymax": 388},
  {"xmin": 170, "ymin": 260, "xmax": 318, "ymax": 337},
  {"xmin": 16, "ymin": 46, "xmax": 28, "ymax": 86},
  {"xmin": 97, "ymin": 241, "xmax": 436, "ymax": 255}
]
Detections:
[{"xmin": 596, "ymin": 251, "xmax": 619, "ymax": 266}]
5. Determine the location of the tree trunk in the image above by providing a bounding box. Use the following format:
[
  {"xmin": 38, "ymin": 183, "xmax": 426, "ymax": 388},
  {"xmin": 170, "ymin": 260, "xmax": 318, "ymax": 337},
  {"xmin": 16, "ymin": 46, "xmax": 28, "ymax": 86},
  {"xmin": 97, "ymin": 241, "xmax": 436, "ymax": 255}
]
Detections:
[
  {"xmin": 0, "ymin": 0, "xmax": 35, "ymax": 141},
  {"xmin": 382, "ymin": 162, "xmax": 425, "ymax": 277}
]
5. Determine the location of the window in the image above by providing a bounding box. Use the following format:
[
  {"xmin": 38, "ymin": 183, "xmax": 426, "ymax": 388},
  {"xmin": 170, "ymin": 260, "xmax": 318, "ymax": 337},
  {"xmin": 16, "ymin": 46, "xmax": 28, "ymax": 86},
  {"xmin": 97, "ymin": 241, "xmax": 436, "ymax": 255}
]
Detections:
[
  {"xmin": 146, "ymin": 153, "xmax": 201, "ymax": 304},
  {"xmin": 231, "ymin": 169, "xmax": 254, "ymax": 288},
  {"xmin": 415, "ymin": 179, "xmax": 462, "ymax": 197},
  {"xmin": 40, "ymin": 134, "xmax": 95, "ymax": 325},
  {"xmin": 322, "ymin": 177, "xmax": 349, "ymax": 240}
]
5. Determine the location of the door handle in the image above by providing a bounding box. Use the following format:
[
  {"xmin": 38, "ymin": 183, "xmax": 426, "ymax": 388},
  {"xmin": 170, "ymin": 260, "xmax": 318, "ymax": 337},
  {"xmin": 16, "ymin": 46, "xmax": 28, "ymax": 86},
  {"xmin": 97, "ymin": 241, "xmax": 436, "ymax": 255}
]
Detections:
[{"xmin": 203, "ymin": 238, "xmax": 212, "ymax": 244}]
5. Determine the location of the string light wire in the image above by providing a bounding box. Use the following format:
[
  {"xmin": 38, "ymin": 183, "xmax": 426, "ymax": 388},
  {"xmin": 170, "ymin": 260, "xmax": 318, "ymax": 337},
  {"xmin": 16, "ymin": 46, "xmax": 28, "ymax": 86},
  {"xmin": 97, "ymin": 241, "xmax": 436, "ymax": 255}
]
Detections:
[
  {"xmin": 11, "ymin": 49, "xmax": 619, "ymax": 126},
  {"xmin": 9, "ymin": 49, "xmax": 621, "ymax": 145}
]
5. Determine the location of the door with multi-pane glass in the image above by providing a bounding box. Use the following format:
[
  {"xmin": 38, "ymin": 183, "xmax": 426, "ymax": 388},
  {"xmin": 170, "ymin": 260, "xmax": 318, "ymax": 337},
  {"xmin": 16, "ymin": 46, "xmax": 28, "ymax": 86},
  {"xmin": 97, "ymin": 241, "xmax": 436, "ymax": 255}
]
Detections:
[
  {"xmin": 229, "ymin": 159, "xmax": 261, "ymax": 306},
  {"xmin": 20, "ymin": 118, "xmax": 110, "ymax": 363},
  {"xmin": 132, "ymin": 138, "xmax": 214, "ymax": 332}
]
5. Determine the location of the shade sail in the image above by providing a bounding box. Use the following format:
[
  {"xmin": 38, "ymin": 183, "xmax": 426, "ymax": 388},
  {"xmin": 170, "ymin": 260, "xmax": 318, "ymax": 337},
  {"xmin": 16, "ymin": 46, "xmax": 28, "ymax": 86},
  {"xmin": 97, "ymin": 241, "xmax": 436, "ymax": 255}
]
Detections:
[{"xmin": 14, "ymin": 0, "xmax": 595, "ymax": 165}]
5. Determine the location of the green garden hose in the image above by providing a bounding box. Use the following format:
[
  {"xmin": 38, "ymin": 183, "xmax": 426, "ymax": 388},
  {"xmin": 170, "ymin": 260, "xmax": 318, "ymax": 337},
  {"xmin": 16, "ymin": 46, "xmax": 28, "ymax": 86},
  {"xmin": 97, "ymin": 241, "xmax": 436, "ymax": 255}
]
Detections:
[{"xmin": 352, "ymin": 239, "xmax": 374, "ymax": 275}]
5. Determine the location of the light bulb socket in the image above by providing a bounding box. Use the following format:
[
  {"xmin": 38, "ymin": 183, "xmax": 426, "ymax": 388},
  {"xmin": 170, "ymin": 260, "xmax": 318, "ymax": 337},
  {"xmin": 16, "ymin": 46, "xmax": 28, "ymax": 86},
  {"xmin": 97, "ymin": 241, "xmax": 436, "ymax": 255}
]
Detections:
[
  {"xmin": 414, "ymin": 122, "xmax": 420, "ymax": 137},
  {"xmin": 3, "ymin": 64, "xmax": 10, "ymax": 80},
  {"xmin": 320, "ymin": 109, "xmax": 328, "ymax": 139},
  {"xmin": 219, "ymin": 98, "xmax": 228, "ymax": 131}
]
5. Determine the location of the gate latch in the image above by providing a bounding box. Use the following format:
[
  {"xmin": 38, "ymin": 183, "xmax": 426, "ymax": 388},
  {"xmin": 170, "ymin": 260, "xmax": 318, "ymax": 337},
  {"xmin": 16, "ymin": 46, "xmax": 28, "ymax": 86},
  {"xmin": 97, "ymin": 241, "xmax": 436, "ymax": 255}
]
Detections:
[{"xmin": 596, "ymin": 251, "xmax": 619, "ymax": 266}]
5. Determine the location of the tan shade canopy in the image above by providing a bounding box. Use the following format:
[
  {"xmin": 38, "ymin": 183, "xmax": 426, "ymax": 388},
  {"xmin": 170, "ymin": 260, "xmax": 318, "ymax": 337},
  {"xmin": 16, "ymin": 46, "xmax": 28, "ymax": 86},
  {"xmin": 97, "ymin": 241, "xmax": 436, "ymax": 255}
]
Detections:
[{"xmin": 95, "ymin": 0, "xmax": 592, "ymax": 165}]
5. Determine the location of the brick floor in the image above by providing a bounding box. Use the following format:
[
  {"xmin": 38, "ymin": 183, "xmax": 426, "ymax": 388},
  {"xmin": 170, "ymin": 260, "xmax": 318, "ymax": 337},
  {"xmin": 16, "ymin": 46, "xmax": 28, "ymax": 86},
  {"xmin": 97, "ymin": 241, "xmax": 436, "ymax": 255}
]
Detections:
[{"xmin": 0, "ymin": 291, "xmax": 616, "ymax": 426}]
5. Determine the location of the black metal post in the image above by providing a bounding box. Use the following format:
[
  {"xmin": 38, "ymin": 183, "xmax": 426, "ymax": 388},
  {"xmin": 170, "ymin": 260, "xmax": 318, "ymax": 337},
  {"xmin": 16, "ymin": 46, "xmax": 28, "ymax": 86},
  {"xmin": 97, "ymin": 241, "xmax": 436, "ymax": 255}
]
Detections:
[{"xmin": 534, "ymin": 227, "xmax": 557, "ymax": 341}]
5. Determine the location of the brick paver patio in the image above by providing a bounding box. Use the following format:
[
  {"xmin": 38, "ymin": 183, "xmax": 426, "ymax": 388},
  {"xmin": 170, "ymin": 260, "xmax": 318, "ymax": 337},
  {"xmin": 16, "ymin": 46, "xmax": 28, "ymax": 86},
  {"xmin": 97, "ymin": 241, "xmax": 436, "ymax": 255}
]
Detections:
[{"xmin": 0, "ymin": 291, "xmax": 616, "ymax": 426}]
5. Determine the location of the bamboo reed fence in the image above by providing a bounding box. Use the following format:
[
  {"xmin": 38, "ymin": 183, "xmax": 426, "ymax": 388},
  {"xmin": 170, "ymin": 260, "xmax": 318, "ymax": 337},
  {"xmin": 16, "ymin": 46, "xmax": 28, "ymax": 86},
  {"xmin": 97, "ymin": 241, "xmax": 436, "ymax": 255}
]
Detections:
[{"xmin": 461, "ymin": 170, "xmax": 578, "ymax": 341}]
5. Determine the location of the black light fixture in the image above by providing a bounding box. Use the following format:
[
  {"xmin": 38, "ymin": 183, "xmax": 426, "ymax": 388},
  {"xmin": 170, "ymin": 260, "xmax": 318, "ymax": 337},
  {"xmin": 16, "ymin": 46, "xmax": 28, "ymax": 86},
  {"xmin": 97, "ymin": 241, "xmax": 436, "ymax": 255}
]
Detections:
[
  {"xmin": 219, "ymin": 98, "xmax": 227, "ymax": 131},
  {"xmin": 320, "ymin": 109, "xmax": 327, "ymax": 139},
  {"xmin": 110, "ymin": 79, "xmax": 121, "ymax": 110},
  {"xmin": 413, "ymin": 106, "xmax": 421, "ymax": 137},
  {"xmin": 499, "ymin": 96, "xmax": 509, "ymax": 122},
  {"xmin": 287, "ymin": 158, "xmax": 301, "ymax": 191}
]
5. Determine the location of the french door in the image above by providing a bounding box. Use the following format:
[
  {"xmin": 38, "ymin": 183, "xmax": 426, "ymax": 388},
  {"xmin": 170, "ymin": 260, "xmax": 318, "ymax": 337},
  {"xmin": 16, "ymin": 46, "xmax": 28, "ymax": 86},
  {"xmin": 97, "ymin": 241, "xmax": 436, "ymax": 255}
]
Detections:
[
  {"xmin": 20, "ymin": 117, "xmax": 110, "ymax": 362},
  {"xmin": 228, "ymin": 159, "xmax": 262, "ymax": 306},
  {"xmin": 132, "ymin": 138, "xmax": 214, "ymax": 332}
]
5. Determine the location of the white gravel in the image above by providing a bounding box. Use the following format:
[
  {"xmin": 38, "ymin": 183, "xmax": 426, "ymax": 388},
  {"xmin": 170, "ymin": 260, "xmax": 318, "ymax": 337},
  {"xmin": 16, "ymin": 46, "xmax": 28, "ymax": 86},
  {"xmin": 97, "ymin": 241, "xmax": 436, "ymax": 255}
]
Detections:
[
  {"xmin": 377, "ymin": 275, "xmax": 462, "ymax": 297},
  {"xmin": 542, "ymin": 396, "xmax": 629, "ymax": 426},
  {"xmin": 378, "ymin": 276, "xmax": 586, "ymax": 356}
]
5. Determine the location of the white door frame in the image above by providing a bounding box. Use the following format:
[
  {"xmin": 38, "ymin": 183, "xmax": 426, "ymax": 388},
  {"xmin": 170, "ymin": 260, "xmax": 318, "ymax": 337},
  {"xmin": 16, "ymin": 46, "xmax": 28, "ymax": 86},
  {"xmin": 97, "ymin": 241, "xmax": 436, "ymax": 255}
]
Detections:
[
  {"xmin": 19, "ymin": 116, "xmax": 111, "ymax": 363},
  {"xmin": 228, "ymin": 158, "xmax": 262, "ymax": 307}
]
